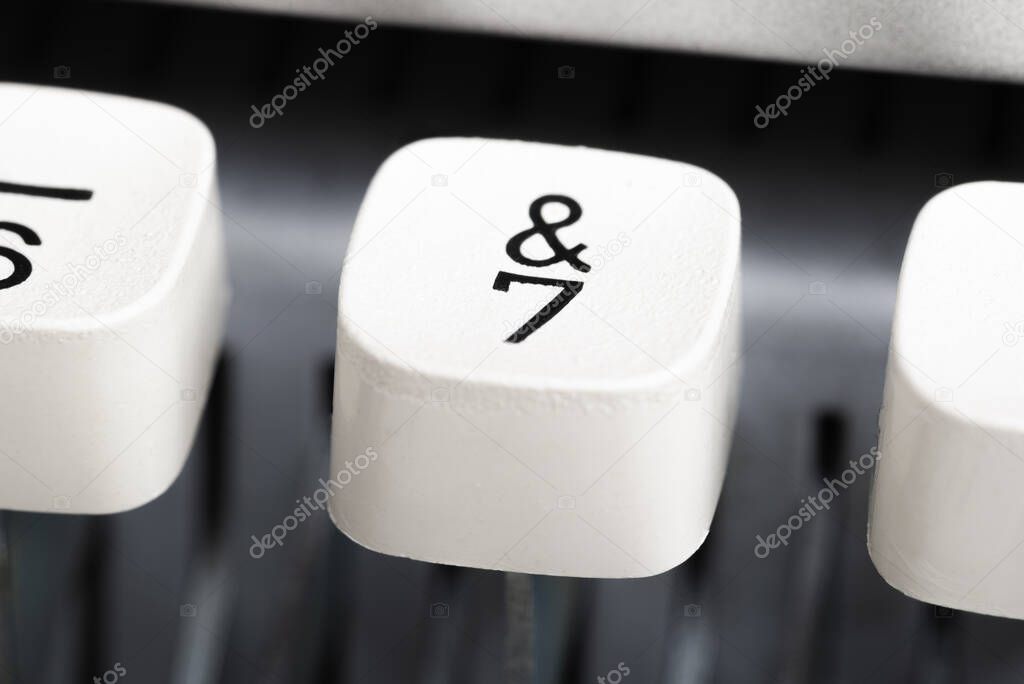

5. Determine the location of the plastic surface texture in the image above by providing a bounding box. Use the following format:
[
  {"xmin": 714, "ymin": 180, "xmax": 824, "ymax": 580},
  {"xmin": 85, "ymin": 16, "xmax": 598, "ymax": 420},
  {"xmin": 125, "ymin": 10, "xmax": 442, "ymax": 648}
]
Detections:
[
  {"xmin": 0, "ymin": 83, "xmax": 229, "ymax": 514},
  {"xmin": 331, "ymin": 137, "xmax": 741, "ymax": 578},
  {"xmin": 869, "ymin": 181, "xmax": 1024, "ymax": 618}
]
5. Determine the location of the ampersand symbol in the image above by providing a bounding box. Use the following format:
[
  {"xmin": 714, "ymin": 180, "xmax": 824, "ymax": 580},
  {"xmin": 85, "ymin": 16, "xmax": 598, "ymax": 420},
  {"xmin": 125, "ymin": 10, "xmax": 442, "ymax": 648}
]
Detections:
[{"xmin": 505, "ymin": 195, "xmax": 590, "ymax": 273}]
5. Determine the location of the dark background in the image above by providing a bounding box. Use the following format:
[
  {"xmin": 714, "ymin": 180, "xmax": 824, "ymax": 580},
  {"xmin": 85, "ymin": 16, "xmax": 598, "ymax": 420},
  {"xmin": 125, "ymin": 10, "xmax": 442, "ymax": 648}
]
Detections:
[{"xmin": 2, "ymin": 1, "xmax": 1024, "ymax": 682}]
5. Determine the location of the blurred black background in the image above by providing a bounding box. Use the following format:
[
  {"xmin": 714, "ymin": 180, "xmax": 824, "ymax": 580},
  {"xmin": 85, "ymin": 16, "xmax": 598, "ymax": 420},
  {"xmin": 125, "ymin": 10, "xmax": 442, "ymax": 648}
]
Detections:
[{"xmin": 2, "ymin": 1, "xmax": 1024, "ymax": 682}]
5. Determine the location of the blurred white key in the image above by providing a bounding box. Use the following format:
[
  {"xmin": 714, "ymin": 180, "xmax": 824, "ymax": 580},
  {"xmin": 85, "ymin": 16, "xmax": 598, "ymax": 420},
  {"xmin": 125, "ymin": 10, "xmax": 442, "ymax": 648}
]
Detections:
[
  {"xmin": 869, "ymin": 181, "xmax": 1024, "ymax": 618},
  {"xmin": 331, "ymin": 137, "xmax": 741, "ymax": 578},
  {"xmin": 0, "ymin": 83, "xmax": 229, "ymax": 514}
]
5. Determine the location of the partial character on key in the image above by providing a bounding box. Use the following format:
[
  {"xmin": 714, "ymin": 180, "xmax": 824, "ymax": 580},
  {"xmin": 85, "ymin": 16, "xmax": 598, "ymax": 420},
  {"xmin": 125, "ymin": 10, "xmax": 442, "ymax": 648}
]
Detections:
[{"xmin": 0, "ymin": 83, "xmax": 229, "ymax": 514}]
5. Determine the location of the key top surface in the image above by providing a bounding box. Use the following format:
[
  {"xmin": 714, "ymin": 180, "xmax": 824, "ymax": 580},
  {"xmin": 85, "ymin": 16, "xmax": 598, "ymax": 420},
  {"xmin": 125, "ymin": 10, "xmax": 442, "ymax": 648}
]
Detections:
[
  {"xmin": 869, "ymin": 181, "xmax": 1024, "ymax": 618},
  {"xmin": 331, "ymin": 137, "xmax": 741, "ymax": 578},
  {"xmin": 0, "ymin": 83, "xmax": 229, "ymax": 514}
]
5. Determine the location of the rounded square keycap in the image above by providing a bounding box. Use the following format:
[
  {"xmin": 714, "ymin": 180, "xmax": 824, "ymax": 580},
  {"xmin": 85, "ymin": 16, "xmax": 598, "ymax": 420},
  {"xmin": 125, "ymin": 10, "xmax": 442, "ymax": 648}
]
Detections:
[
  {"xmin": 331, "ymin": 137, "xmax": 741, "ymax": 578},
  {"xmin": 869, "ymin": 181, "xmax": 1024, "ymax": 618},
  {"xmin": 0, "ymin": 83, "xmax": 228, "ymax": 514}
]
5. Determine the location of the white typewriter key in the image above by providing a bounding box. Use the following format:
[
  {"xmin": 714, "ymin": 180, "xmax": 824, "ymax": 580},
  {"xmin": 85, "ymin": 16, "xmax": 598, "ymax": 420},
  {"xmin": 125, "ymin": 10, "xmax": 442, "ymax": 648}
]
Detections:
[
  {"xmin": 869, "ymin": 181, "xmax": 1024, "ymax": 618},
  {"xmin": 331, "ymin": 138, "xmax": 741, "ymax": 578},
  {"xmin": 0, "ymin": 83, "xmax": 228, "ymax": 514}
]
